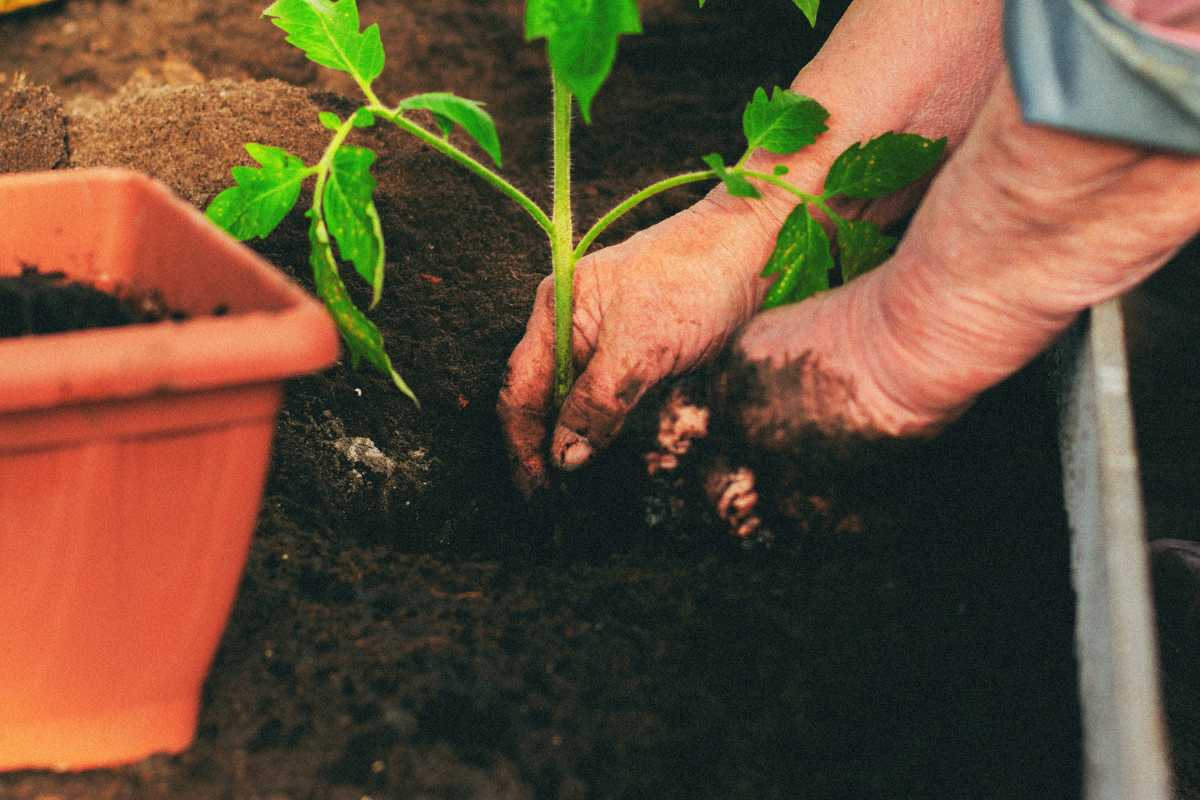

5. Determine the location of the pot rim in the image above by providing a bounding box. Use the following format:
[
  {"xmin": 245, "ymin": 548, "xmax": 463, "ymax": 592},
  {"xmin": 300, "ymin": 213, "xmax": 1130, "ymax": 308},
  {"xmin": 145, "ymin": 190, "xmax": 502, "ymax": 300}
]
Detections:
[{"xmin": 0, "ymin": 169, "xmax": 340, "ymax": 414}]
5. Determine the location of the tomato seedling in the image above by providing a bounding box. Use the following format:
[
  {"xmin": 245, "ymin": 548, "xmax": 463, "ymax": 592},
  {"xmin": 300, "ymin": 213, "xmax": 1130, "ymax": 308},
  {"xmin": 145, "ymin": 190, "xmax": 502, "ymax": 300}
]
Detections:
[{"xmin": 207, "ymin": 0, "xmax": 944, "ymax": 406}]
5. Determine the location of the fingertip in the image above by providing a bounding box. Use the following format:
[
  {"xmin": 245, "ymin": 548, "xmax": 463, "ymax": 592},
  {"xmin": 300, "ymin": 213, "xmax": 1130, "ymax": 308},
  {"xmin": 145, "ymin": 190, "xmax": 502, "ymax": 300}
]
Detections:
[
  {"xmin": 498, "ymin": 382, "xmax": 552, "ymax": 498},
  {"xmin": 551, "ymin": 429, "xmax": 594, "ymax": 472},
  {"xmin": 552, "ymin": 366, "xmax": 649, "ymax": 470},
  {"xmin": 512, "ymin": 453, "xmax": 550, "ymax": 497}
]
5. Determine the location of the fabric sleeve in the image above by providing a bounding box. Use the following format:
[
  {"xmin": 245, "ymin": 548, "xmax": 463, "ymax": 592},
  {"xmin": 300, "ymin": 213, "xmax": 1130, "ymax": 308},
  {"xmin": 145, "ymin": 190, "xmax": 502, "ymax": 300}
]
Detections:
[{"xmin": 1005, "ymin": 0, "xmax": 1200, "ymax": 153}]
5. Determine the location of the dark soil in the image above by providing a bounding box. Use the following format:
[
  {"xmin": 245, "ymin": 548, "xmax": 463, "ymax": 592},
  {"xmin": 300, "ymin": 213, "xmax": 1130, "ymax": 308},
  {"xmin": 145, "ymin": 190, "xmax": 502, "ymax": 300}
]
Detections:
[
  {"xmin": 0, "ymin": 1, "xmax": 1101, "ymax": 797},
  {"xmin": 0, "ymin": 265, "xmax": 186, "ymax": 337},
  {"xmin": 1124, "ymin": 243, "xmax": 1200, "ymax": 800}
]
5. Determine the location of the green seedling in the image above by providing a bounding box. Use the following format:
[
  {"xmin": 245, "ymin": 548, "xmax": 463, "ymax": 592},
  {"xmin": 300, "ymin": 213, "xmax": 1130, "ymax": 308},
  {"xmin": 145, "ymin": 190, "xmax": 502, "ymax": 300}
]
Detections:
[{"xmin": 207, "ymin": 0, "xmax": 944, "ymax": 407}]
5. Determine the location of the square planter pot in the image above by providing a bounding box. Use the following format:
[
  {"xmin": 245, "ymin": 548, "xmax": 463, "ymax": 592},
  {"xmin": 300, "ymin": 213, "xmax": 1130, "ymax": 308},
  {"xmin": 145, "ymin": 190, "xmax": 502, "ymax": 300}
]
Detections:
[{"xmin": 0, "ymin": 169, "xmax": 339, "ymax": 771}]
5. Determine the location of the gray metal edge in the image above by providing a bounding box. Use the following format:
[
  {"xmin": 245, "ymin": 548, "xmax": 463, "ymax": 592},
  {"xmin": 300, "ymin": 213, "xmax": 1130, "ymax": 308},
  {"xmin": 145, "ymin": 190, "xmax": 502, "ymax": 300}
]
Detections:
[{"xmin": 1058, "ymin": 299, "xmax": 1171, "ymax": 800}]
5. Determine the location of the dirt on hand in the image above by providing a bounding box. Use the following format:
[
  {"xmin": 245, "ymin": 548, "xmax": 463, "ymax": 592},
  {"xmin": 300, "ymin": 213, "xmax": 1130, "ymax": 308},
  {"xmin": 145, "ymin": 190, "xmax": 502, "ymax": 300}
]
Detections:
[{"xmin": 0, "ymin": 2, "xmax": 1096, "ymax": 798}]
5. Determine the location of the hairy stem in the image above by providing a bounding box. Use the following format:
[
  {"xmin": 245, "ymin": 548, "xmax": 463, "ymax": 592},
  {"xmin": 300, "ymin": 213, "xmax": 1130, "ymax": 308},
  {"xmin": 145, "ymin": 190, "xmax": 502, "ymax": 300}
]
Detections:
[
  {"xmin": 312, "ymin": 115, "xmax": 359, "ymax": 214},
  {"xmin": 310, "ymin": 115, "xmax": 419, "ymax": 404},
  {"xmin": 740, "ymin": 169, "xmax": 847, "ymax": 226},
  {"xmin": 551, "ymin": 73, "xmax": 576, "ymax": 407},
  {"xmin": 368, "ymin": 104, "xmax": 554, "ymax": 236},
  {"xmin": 574, "ymin": 170, "xmax": 716, "ymax": 260}
]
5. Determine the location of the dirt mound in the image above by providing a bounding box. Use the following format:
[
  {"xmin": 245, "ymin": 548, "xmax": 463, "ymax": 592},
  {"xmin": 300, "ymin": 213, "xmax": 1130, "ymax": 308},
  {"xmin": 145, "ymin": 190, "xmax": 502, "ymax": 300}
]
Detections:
[
  {"xmin": 67, "ymin": 79, "xmax": 329, "ymax": 207},
  {"xmin": 0, "ymin": 2, "xmax": 1088, "ymax": 798},
  {"xmin": 0, "ymin": 74, "xmax": 66, "ymax": 172}
]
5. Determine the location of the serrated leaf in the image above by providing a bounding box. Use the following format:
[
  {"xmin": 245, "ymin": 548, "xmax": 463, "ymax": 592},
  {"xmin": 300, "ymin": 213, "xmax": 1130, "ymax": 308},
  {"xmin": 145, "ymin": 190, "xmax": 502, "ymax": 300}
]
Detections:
[
  {"xmin": 792, "ymin": 0, "xmax": 819, "ymax": 26},
  {"xmin": 323, "ymin": 145, "xmax": 386, "ymax": 302},
  {"xmin": 836, "ymin": 219, "xmax": 895, "ymax": 282},
  {"xmin": 205, "ymin": 143, "xmax": 310, "ymax": 240},
  {"xmin": 823, "ymin": 133, "xmax": 947, "ymax": 200},
  {"xmin": 263, "ymin": 0, "xmax": 385, "ymax": 88},
  {"xmin": 319, "ymin": 111, "xmax": 341, "ymax": 131},
  {"xmin": 308, "ymin": 212, "xmax": 418, "ymax": 406},
  {"xmin": 761, "ymin": 204, "xmax": 832, "ymax": 309},
  {"xmin": 702, "ymin": 153, "xmax": 760, "ymax": 199},
  {"xmin": 525, "ymin": 0, "xmax": 641, "ymax": 123},
  {"xmin": 701, "ymin": 0, "xmax": 817, "ymax": 19},
  {"xmin": 742, "ymin": 87, "xmax": 829, "ymax": 155},
  {"xmin": 398, "ymin": 92, "xmax": 503, "ymax": 166}
]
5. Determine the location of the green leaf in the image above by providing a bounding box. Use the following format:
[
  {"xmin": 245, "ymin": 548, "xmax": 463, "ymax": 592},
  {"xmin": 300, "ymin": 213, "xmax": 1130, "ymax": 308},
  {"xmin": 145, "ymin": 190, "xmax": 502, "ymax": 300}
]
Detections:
[
  {"xmin": 205, "ymin": 143, "xmax": 310, "ymax": 240},
  {"xmin": 319, "ymin": 111, "xmax": 342, "ymax": 131},
  {"xmin": 773, "ymin": 164, "xmax": 789, "ymax": 176},
  {"xmin": 308, "ymin": 212, "xmax": 419, "ymax": 406},
  {"xmin": 525, "ymin": 0, "xmax": 641, "ymax": 123},
  {"xmin": 398, "ymin": 92, "xmax": 503, "ymax": 166},
  {"xmin": 431, "ymin": 113, "xmax": 454, "ymax": 137},
  {"xmin": 352, "ymin": 107, "xmax": 376, "ymax": 128},
  {"xmin": 792, "ymin": 0, "xmax": 820, "ymax": 26},
  {"xmin": 263, "ymin": 0, "xmax": 385, "ymax": 88},
  {"xmin": 836, "ymin": 219, "xmax": 896, "ymax": 282},
  {"xmin": 761, "ymin": 204, "xmax": 832, "ymax": 309},
  {"xmin": 323, "ymin": 145, "xmax": 386, "ymax": 306},
  {"xmin": 742, "ymin": 87, "xmax": 829, "ymax": 155},
  {"xmin": 702, "ymin": 0, "xmax": 817, "ymax": 21},
  {"xmin": 702, "ymin": 153, "xmax": 760, "ymax": 199},
  {"xmin": 823, "ymin": 133, "xmax": 947, "ymax": 199}
]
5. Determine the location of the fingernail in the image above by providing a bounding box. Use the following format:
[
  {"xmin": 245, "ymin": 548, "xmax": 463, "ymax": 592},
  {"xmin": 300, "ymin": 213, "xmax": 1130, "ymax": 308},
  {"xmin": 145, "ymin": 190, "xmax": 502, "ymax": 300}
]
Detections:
[{"xmin": 557, "ymin": 434, "xmax": 593, "ymax": 471}]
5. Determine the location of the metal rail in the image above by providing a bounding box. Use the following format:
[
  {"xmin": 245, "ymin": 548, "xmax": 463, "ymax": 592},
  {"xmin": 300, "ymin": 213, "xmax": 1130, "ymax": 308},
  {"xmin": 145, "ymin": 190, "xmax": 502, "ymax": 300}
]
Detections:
[{"xmin": 1058, "ymin": 299, "xmax": 1171, "ymax": 800}]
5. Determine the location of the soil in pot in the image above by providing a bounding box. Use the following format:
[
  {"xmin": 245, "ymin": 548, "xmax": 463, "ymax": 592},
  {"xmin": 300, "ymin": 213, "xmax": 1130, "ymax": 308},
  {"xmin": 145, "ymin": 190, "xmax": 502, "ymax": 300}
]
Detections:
[
  {"xmin": 0, "ymin": 265, "xmax": 193, "ymax": 337},
  {"xmin": 0, "ymin": 2, "xmax": 1089, "ymax": 799}
]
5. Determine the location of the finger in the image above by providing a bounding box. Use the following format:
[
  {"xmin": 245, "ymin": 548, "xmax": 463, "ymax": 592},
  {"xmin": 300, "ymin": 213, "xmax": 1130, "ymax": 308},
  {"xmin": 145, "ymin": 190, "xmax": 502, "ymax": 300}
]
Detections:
[
  {"xmin": 497, "ymin": 277, "xmax": 557, "ymax": 495},
  {"xmin": 644, "ymin": 377, "xmax": 713, "ymax": 476},
  {"xmin": 702, "ymin": 458, "xmax": 763, "ymax": 540},
  {"xmin": 549, "ymin": 348, "xmax": 657, "ymax": 471}
]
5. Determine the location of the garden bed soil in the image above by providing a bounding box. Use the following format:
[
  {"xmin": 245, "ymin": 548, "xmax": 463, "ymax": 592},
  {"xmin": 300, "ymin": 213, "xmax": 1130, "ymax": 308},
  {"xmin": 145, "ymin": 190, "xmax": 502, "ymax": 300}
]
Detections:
[{"xmin": 0, "ymin": 1, "xmax": 1119, "ymax": 797}]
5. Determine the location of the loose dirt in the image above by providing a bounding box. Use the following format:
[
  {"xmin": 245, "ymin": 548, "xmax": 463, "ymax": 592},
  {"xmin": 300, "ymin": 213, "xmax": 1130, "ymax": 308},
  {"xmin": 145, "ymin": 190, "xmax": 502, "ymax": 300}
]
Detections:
[{"xmin": 0, "ymin": 2, "xmax": 1101, "ymax": 797}]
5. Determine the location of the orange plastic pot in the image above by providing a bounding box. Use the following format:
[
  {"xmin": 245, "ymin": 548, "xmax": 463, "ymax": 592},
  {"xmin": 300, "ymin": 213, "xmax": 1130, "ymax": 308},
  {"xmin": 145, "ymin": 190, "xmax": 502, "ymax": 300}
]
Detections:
[{"xmin": 0, "ymin": 169, "xmax": 339, "ymax": 771}]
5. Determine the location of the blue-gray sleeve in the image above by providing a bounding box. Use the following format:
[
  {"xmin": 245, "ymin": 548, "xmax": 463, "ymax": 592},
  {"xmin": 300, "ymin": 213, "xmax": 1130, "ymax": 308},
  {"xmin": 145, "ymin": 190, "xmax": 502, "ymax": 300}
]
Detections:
[{"xmin": 1005, "ymin": 0, "xmax": 1200, "ymax": 154}]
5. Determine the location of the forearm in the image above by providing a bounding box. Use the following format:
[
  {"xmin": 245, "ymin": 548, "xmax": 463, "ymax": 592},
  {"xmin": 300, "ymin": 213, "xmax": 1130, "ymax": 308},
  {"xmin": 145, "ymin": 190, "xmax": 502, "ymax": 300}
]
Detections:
[
  {"xmin": 753, "ymin": 0, "xmax": 1004, "ymax": 211},
  {"xmin": 700, "ymin": 0, "xmax": 1005, "ymax": 294},
  {"xmin": 861, "ymin": 71, "xmax": 1200, "ymax": 421},
  {"xmin": 790, "ymin": 0, "xmax": 1005, "ymax": 154}
]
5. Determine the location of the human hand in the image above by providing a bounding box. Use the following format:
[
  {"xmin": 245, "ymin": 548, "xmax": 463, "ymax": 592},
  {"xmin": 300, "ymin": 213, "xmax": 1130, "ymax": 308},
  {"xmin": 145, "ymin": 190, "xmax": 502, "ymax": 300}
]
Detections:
[
  {"xmin": 647, "ymin": 71, "xmax": 1200, "ymax": 538},
  {"xmin": 499, "ymin": 0, "xmax": 1009, "ymax": 496},
  {"xmin": 498, "ymin": 192, "xmax": 783, "ymax": 495}
]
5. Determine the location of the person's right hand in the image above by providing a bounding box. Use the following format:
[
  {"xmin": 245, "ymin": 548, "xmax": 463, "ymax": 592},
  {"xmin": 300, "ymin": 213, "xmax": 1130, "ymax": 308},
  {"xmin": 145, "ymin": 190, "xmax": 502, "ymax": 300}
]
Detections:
[
  {"xmin": 498, "ymin": 190, "xmax": 786, "ymax": 495},
  {"xmin": 498, "ymin": 0, "xmax": 1009, "ymax": 495}
]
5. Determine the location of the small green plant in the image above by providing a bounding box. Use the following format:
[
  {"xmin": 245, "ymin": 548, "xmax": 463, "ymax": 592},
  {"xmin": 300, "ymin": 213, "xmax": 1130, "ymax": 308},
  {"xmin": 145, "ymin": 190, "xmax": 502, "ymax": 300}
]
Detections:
[{"xmin": 207, "ymin": 0, "xmax": 945, "ymax": 406}]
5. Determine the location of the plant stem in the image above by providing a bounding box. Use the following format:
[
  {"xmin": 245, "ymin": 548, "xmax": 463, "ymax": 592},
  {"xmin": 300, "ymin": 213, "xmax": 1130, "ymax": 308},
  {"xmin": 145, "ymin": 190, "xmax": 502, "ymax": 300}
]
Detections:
[
  {"xmin": 312, "ymin": 116, "xmax": 359, "ymax": 210},
  {"xmin": 551, "ymin": 73, "xmax": 576, "ymax": 407},
  {"xmin": 574, "ymin": 170, "xmax": 716, "ymax": 260},
  {"xmin": 368, "ymin": 104, "xmax": 554, "ymax": 237},
  {"xmin": 740, "ymin": 169, "xmax": 847, "ymax": 226}
]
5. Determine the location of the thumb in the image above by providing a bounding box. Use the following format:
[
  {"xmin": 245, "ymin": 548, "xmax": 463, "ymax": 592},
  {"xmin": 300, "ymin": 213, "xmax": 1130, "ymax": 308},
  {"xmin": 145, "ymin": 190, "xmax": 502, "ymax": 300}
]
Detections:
[{"xmin": 549, "ymin": 352, "xmax": 654, "ymax": 472}]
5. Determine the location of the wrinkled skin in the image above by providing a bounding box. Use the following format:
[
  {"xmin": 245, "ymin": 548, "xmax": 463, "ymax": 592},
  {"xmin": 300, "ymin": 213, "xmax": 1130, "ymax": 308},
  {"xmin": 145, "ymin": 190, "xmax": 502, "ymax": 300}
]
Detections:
[
  {"xmin": 498, "ymin": 195, "xmax": 781, "ymax": 496},
  {"xmin": 646, "ymin": 73, "xmax": 1200, "ymax": 536},
  {"xmin": 500, "ymin": 0, "xmax": 1006, "ymax": 496},
  {"xmin": 499, "ymin": 0, "xmax": 1200, "ymax": 535}
]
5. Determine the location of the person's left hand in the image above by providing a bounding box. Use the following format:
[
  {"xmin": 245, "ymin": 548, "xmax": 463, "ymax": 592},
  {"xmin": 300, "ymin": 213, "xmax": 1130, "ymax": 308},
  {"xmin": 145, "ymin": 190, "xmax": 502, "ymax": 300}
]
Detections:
[{"xmin": 644, "ymin": 71, "xmax": 1200, "ymax": 539}]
